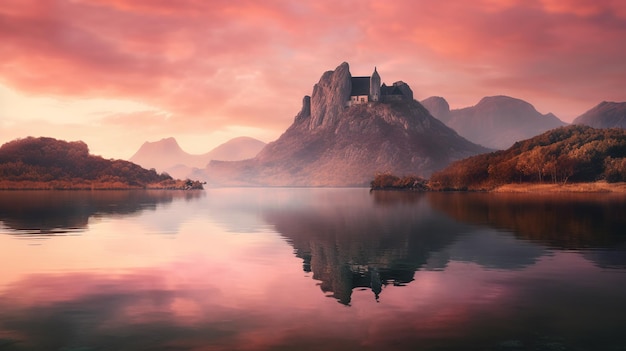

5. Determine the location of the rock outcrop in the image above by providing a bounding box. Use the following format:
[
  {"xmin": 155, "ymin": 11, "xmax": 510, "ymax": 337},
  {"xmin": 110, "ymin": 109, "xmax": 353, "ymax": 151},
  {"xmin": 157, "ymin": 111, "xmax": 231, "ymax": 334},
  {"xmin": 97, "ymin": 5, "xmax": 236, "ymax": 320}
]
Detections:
[
  {"xmin": 295, "ymin": 96, "xmax": 311, "ymax": 122},
  {"xmin": 573, "ymin": 101, "xmax": 626, "ymax": 129},
  {"xmin": 309, "ymin": 62, "xmax": 352, "ymax": 129},
  {"xmin": 204, "ymin": 62, "xmax": 489, "ymax": 187}
]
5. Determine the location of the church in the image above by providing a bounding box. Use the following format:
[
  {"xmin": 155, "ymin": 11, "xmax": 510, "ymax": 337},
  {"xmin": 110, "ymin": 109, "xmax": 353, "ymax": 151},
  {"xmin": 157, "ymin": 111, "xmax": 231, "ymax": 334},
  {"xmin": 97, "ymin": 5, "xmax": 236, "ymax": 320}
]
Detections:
[{"xmin": 347, "ymin": 67, "xmax": 413, "ymax": 106}]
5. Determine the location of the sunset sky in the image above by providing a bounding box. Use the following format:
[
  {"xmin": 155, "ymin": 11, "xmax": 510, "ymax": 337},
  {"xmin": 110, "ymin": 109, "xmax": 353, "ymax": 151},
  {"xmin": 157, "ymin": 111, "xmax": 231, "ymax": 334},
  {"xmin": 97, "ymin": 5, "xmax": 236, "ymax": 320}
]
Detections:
[{"xmin": 2, "ymin": 0, "xmax": 626, "ymax": 159}]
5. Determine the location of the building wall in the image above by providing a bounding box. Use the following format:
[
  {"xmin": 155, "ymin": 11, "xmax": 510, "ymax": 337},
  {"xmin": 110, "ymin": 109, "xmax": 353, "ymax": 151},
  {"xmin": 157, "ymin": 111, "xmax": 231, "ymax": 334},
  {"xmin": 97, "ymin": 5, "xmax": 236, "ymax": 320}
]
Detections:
[
  {"xmin": 370, "ymin": 73, "xmax": 381, "ymax": 102},
  {"xmin": 382, "ymin": 94, "xmax": 405, "ymax": 102},
  {"xmin": 349, "ymin": 95, "xmax": 369, "ymax": 105}
]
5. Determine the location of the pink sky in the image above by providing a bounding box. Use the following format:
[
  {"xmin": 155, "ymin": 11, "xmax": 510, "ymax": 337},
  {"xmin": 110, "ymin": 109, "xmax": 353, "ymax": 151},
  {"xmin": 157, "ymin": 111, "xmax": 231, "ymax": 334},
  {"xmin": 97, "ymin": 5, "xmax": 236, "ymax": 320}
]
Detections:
[{"xmin": 1, "ymin": 0, "xmax": 626, "ymax": 159}]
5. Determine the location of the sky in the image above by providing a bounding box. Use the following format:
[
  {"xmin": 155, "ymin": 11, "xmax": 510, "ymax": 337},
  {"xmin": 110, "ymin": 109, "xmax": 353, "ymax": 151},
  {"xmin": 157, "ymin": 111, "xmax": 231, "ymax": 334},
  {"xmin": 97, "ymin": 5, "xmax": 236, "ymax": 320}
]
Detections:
[{"xmin": 1, "ymin": 0, "xmax": 626, "ymax": 159}]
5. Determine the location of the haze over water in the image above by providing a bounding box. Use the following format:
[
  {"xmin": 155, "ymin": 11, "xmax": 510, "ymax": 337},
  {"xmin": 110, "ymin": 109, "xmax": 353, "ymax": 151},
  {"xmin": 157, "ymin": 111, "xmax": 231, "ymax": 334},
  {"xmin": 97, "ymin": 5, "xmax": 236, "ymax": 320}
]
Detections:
[{"xmin": 1, "ymin": 188, "xmax": 625, "ymax": 350}]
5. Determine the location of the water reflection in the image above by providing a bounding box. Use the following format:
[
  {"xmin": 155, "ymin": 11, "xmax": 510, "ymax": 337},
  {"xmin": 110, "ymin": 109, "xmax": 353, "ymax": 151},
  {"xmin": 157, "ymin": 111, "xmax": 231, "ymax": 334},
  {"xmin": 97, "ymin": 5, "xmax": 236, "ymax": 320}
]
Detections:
[
  {"xmin": 0, "ymin": 189, "xmax": 625, "ymax": 350},
  {"xmin": 263, "ymin": 191, "xmax": 552, "ymax": 305},
  {"xmin": 264, "ymin": 192, "xmax": 460, "ymax": 304},
  {"xmin": 0, "ymin": 190, "xmax": 204, "ymax": 236},
  {"xmin": 427, "ymin": 192, "xmax": 626, "ymax": 249},
  {"xmin": 427, "ymin": 192, "xmax": 626, "ymax": 270}
]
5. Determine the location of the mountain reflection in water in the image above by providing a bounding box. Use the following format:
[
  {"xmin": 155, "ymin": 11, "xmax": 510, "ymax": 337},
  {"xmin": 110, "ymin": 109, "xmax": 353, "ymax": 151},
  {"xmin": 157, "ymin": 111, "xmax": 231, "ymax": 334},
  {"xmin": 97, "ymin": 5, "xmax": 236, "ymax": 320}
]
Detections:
[
  {"xmin": 264, "ymin": 191, "xmax": 464, "ymax": 305},
  {"xmin": 264, "ymin": 190, "xmax": 625, "ymax": 305},
  {"xmin": 0, "ymin": 188, "xmax": 625, "ymax": 351}
]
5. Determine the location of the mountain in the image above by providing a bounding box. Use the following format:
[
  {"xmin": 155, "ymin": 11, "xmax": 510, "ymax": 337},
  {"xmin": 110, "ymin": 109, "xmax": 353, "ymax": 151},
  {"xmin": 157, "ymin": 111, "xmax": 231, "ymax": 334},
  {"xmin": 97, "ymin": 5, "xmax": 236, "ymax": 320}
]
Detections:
[
  {"xmin": 420, "ymin": 96, "xmax": 451, "ymax": 121},
  {"xmin": 430, "ymin": 125, "xmax": 626, "ymax": 190},
  {"xmin": 130, "ymin": 137, "xmax": 193, "ymax": 171},
  {"xmin": 0, "ymin": 137, "xmax": 201, "ymax": 189},
  {"xmin": 204, "ymin": 62, "xmax": 489, "ymax": 187},
  {"xmin": 206, "ymin": 136, "xmax": 267, "ymax": 162},
  {"xmin": 573, "ymin": 101, "xmax": 626, "ymax": 128},
  {"xmin": 421, "ymin": 95, "xmax": 566, "ymax": 150},
  {"xmin": 129, "ymin": 136, "xmax": 266, "ymax": 175}
]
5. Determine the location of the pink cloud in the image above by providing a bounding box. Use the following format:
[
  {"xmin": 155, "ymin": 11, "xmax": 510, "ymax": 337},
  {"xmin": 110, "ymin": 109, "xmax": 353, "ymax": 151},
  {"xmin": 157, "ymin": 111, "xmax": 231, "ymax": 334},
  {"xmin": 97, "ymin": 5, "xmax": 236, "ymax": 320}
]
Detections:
[{"xmin": 1, "ymin": 0, "xmax": 625, "ymax": 152}]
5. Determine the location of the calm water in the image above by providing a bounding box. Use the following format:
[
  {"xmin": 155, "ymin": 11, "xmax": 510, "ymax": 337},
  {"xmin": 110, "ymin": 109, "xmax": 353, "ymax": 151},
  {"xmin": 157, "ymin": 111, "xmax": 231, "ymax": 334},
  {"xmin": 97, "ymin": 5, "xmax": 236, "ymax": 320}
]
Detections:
[{"xmin": 1, "ymin": 189, "xmax": 625, "ymax": 351}]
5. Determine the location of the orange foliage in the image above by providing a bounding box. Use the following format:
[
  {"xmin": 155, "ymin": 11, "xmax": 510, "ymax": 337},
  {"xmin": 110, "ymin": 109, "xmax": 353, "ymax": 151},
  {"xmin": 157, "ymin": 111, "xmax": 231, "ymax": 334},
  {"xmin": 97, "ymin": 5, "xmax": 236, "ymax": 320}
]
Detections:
[
  {"xmin": 0, "ymin": 137, "xmax": 203, "ymax": 190},
  {"xmin": 430, "ymin": 125, "xmax": 626, "ymax": 190}
]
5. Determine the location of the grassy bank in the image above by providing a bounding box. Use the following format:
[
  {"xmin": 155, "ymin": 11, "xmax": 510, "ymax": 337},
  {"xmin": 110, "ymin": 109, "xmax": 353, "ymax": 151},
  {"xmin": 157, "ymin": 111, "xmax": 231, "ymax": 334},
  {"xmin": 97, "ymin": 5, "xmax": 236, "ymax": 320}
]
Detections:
[{"xmin": 492, "ymin": 181, "xmax": 626, "ymax": 193}]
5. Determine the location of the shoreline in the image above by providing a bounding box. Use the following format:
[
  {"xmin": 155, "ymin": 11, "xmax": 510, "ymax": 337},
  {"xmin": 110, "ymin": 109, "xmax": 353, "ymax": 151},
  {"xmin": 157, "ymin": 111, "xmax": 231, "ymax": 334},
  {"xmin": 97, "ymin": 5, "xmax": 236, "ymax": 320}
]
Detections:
[
  {"xmin": 0, "ymin": 180, "xmax": 204, "ymax": 191},
  {"xmin": 492, "ymin": 181, "xmax": 626, "ymax": 193},
  {"xmin": 371, "ymin": 181, "xmax": 626, "ymax": 193}
]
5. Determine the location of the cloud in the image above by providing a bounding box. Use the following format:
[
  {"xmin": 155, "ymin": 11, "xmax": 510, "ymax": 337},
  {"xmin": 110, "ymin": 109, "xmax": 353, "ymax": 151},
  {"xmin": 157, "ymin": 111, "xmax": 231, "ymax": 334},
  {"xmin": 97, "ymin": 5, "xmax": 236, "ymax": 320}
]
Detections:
[{"xmin": 1, "ymin": 0, "xmax": 626, "ymax": 156}]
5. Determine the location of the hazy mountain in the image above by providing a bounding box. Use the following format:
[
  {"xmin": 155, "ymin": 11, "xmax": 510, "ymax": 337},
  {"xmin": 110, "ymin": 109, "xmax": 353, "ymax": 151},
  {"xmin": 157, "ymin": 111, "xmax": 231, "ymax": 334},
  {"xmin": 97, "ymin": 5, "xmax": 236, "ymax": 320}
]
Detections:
[
  {"xmin": 130, "ymin": 137, "xmax": 192, "ymax": 171},
  {"xmin": 207, "ymin": 136, "xmax": 266, "ymax": 161},
  {"xmin": 129, "ymin": 136, "xmax": 266, "ymax": 176},
  {"xmin": 573, "ymin": 101, "xmax": 626, "ymax": 129},
  {"xmin": 204, "ymin": 62, "xmax": 489, "ymax": 187},
  {"xmin": 431, "ymin": 125, "xmax": 626, "ymax": 190},
  {"xmin": 420, "ymin": 96, "xmax": 451, "ymax": 121},
  {"xmin": 421, "ymin": 95, "xmax": 566, "ymax": 150}
]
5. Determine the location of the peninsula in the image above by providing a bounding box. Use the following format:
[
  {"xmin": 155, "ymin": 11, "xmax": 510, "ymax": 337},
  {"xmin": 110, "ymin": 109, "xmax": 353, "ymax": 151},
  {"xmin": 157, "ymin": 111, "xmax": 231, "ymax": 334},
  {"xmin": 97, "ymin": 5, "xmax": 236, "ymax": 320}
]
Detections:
[{"xmin": 0, "ymin": 137, "xmax": 203, "ymax": 190}]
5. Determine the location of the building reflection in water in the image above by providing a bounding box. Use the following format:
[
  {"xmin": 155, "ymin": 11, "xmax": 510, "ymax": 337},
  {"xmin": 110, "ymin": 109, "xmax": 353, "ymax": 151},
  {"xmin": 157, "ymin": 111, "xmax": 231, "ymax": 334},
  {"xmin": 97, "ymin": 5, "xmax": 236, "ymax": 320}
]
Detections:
[{"xmin": 264, "ymin": 190, "xmax": 626, "ymax": 304}]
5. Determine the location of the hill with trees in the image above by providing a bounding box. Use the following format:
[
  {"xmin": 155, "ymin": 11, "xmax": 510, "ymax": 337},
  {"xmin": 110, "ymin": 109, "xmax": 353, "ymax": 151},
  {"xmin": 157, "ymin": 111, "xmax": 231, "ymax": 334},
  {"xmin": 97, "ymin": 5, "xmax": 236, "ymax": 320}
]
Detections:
[
  {"xmin": 0, "ymin": 137, "xmax": 202, "ymax": 189},
  {"xmin": 429, "ymin": 125, "xmax": 626, "ymax": 190}
]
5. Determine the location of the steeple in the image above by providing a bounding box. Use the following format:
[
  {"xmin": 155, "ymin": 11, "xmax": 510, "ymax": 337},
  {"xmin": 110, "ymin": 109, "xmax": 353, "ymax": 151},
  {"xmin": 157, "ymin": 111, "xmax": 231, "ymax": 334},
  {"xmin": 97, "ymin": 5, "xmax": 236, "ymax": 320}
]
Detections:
[{"xmin": 370, "ymin": 67, "xmax": 381, "ymax": 102}]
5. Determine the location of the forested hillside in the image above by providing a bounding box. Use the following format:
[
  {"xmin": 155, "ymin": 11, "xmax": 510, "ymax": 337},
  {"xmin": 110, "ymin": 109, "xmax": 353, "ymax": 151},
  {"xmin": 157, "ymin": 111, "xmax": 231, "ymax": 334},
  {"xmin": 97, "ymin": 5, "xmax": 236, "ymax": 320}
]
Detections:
[
  {"xmin": 430, "ymin": 125, "xmax": 626, "ymax": 190},
  {"xmin": 0, "ymin": 137, "xmax": 201, "ymax": 189}
]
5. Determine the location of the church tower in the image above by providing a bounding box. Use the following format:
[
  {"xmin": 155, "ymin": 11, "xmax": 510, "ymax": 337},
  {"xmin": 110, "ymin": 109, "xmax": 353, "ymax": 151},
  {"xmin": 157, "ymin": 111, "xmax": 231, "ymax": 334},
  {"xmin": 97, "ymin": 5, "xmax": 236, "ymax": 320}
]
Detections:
[{"xmin": 370, "ymin": 67, "xmax": 381, "ymax": 102}]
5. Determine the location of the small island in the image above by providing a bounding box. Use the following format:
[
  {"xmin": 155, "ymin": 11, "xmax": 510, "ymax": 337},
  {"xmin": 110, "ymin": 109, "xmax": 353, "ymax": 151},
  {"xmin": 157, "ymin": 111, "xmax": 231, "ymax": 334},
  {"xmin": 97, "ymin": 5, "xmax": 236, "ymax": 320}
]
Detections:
[
  {"xmin": 371, "ymin": 125, "xmax": 626, "ymax": 193},
  {"xmin": 0, "ymin": 137, "xmax": 203, "ymax": 190}
]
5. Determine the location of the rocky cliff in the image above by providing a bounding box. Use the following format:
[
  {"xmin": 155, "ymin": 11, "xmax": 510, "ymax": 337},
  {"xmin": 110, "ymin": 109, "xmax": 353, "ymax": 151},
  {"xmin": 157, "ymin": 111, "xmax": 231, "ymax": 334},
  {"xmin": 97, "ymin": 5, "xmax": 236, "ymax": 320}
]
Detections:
[
  {"xmin": 573, "ymin": 101, "xmax": 626, "ymax": 129},
  {"xmin": 307, "ymin": 62, "xmax": 352, "ymax": 129},
  {"xmin": 422, "ymin": 95, "xmax": 566, "ymax": 150},
  {"xmin": 205, "ymin": 62, "xmax": 489, "ymax": 186}
]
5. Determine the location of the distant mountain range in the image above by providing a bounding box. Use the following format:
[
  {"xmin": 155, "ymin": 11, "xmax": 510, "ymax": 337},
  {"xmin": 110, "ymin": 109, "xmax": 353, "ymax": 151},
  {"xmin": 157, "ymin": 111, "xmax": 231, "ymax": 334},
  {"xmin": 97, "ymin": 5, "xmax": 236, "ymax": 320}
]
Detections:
[
  {"xmin": 573, "ymin": 101, "xmax": 626, "ymax": 129},
  {"xmin": 421, "ymin": 95, "xmax": 567, "ymax": 150},
  {"xmin": 129, "ymin": 136, "xmax": 265, "ymax": 179},
  {"xmin": 127, "ymin": 67, "xmax": 625, "ymax": 187},
  {"xmin": 203, "ymin": 62, "xmax": 489, "ymax": 186}
]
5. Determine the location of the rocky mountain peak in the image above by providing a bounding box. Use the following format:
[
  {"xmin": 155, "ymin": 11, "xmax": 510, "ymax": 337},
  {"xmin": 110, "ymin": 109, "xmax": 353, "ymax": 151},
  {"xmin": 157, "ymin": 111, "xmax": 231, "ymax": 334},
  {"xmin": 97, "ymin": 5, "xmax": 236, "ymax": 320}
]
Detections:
[
  {"xmin": 308, "ymin": 62, "xmax": 352, "ymax": 129},
  {"xmin": 420, "ymin": 96, "xmax": 450, "ymax": 122},
  {"xmin": 204, "ymin": 62, "xmax": 490, "ymax": 186},
  {"xmin": 295, "ymin": 95, "xmax": 311, "ymax": 122}
]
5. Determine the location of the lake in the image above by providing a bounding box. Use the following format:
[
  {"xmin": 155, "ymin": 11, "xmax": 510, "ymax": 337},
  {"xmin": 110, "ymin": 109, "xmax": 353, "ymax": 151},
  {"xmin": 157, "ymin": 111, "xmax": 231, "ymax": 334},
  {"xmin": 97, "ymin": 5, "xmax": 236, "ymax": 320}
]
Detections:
[{"xmin": 1, "ymin": 188, "xmax": 625, "ymax": 351}]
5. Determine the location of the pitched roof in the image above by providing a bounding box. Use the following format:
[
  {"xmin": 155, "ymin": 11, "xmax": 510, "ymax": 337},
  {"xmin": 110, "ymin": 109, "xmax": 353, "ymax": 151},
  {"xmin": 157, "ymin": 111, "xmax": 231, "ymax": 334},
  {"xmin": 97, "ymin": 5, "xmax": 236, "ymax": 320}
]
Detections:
[
  {"xmin": 351, "ymin": 77, "xmax": 370, "ymax": 96},
  {"xmin": 381, "ymin": 84, "xmax": 403, "ymax": 96}
]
